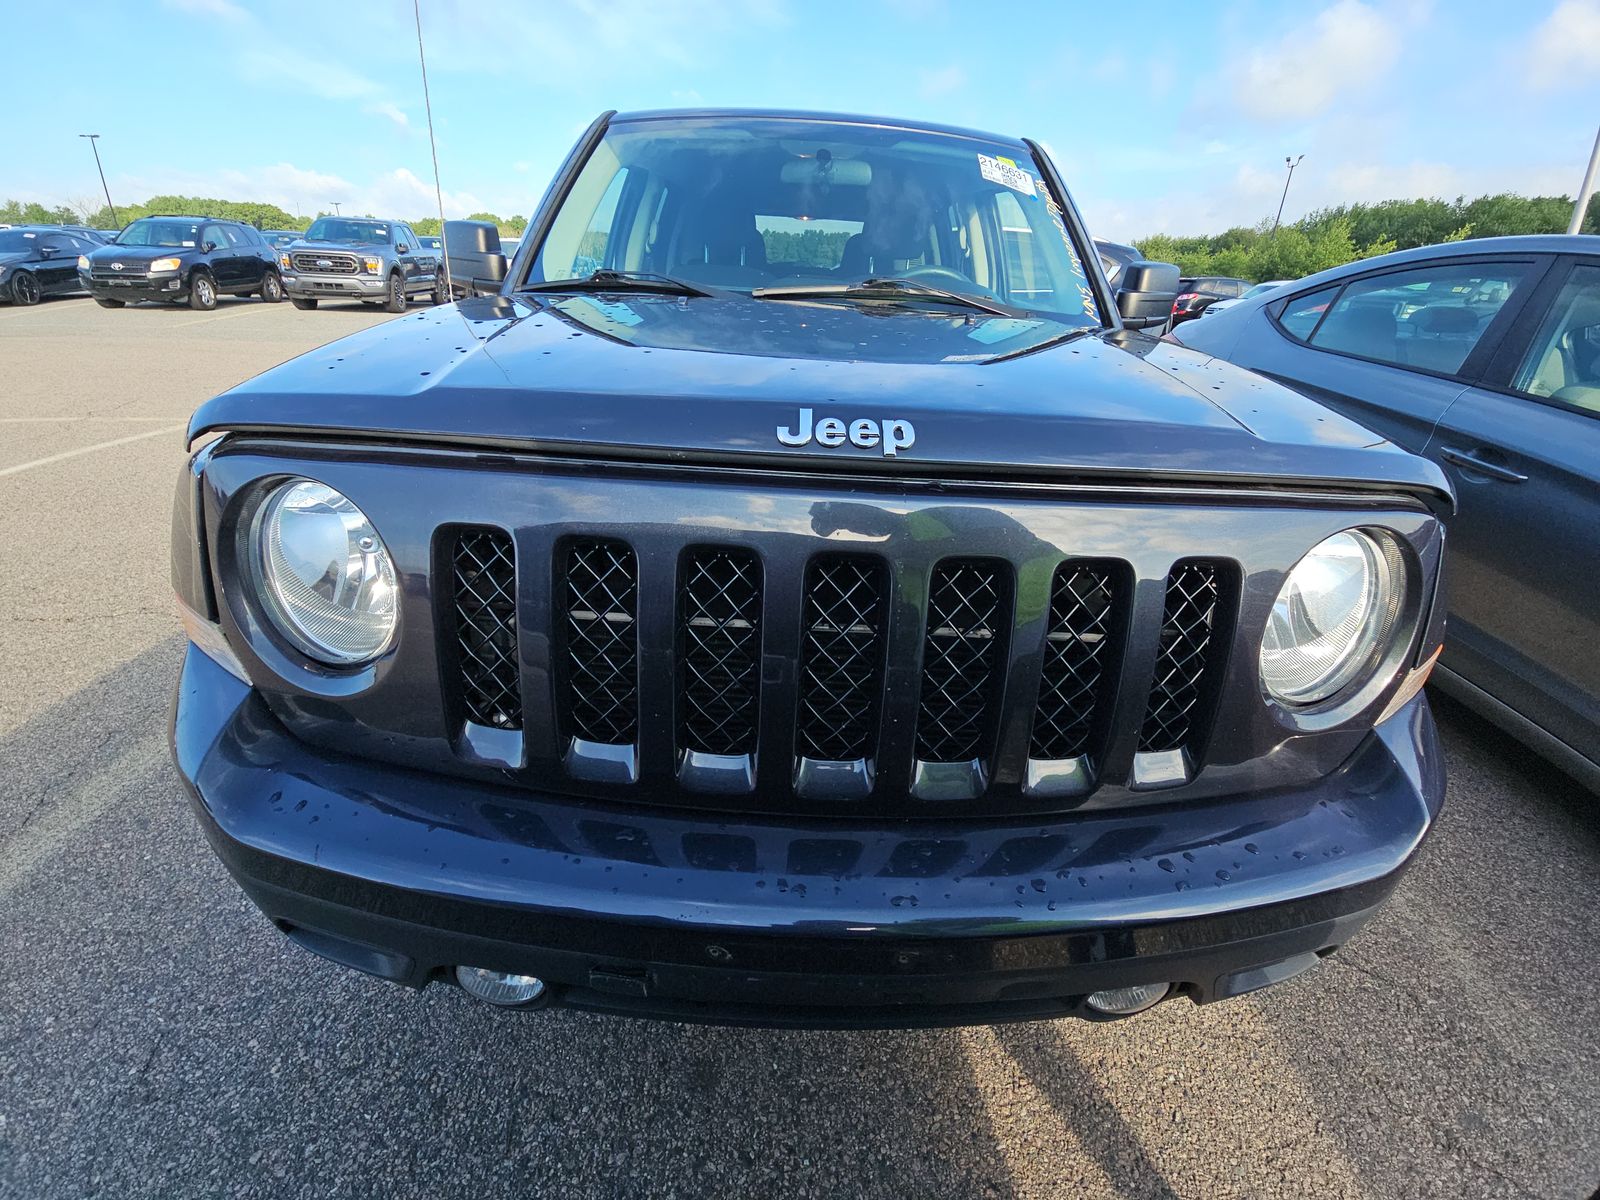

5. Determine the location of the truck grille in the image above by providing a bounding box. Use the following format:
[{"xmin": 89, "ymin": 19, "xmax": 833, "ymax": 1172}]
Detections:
[
  {"xmin": 290, "ymin": 251, "xmax": 358, "ymax": 274},
  {"xmin": 559, "ymin": 539, "xmax": 638, "ymax": 745},
  {"xmin": 797, "ymin": 556, "xmax": 888, "ymax": 762},
  {"xmin": 1030, "ymin": 563, "xmax": 1122, "ymax": 762},
  {"xmin": 449, "ymin": 528, "xmax": 520, "ymax": 730},
  {"xmin": 678, "ymin": 548, "xmax": 762, "ymax": 756},
  {"xmin": 438, "ymin": 534, "xmax": 1242, "ymax": 812},
  {"xmin": 1139, "ymin": 560, "xmax": 1229, "ymax": 756}
]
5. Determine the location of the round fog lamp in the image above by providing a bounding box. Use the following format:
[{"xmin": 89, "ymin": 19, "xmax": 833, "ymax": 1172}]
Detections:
[
  {"xmin": 253, "ymin": 479, "xmax": 397, "ymax": 665},
  {"xmin": 455, "ymin": 966, "xmax": 547, "ymax": 1007},
  {"xmin": 1086, "ymin": 982, "xmax": 1170, "ymax": 1015}
]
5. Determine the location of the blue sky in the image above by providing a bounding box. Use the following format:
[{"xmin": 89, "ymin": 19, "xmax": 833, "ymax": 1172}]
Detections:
[{"xmin": 6, "ymin": 0, "xmax": 1598, "ymax": 240}]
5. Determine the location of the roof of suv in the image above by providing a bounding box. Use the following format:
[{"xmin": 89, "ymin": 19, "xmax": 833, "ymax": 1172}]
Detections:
[{"xmin": 610, "ymin": 107, "xmax": 1032, "ymax": 150}]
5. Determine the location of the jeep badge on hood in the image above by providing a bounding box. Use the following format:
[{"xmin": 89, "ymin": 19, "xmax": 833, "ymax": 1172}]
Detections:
[{"xmin": 777, "ymin": 407, "xmax": 916, "ymax": 456}]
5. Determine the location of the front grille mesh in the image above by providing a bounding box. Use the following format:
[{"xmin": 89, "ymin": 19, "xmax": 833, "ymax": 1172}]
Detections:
[
  {"xmin": 1139, "ymin": 561, "xmax": 1226, "ymax": 753},
  {"xmin": 797, "ymin": 557, "xmax": 888, "ymax": 762},
  {"xmin": 291, "ymin": 251, "xmax": 358, "ymax": 274},
  {"xmin": 451, "ymin": 528, "xmax": 521, "ymax": 729},
  {"xmin": 915, "ymin": 561, "xmax": 1010, "ymax": 763},
  {"xmin": 679, "ymin": 548, "xmax": 762, "ymax": 756},
  {"xmin": 561, "ymin": 540, "xmax": 638, "ymax": 745},
  {"xmin": 1031, "ymin": 564, "xmax": 1119, "ymax": 762}
]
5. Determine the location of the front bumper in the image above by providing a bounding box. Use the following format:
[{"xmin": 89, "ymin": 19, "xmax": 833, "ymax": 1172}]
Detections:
[
  {"xmin": 282, "ymin": 271, "xmax": 386, "ymax": 298},
  {"xmin": 173, "ymin": 644, "xmax": 1445, "ymax": 1027},
  {"xmin": 83, "ymin": 272, "xmax": 183, "ymax": 301}
]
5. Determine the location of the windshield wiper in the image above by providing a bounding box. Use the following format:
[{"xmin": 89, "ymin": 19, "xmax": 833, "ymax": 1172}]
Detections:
[
  {"xmin": 752, "ymin": 277, "xmax": 1015, "ymax": 317},
  {"xmin": 520, "ymin": 269, "xmax": 714, "ymax": 298}
]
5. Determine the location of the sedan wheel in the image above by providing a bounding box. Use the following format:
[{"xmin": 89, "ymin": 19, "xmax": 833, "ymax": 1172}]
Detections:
[
  {"xmin": 10, "ymin": 271, "xmax": 42, "ymax": 306},
  {"xmin": 189, "ymin": 272, "xmax": 218, "ymax": 311}
]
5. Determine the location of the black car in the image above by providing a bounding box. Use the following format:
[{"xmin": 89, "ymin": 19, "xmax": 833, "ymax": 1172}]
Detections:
[
  {"xmin": 80, "ymin": 216, "xmax": 283, "ymax": 309},
  {"xmin": 278, "ymin": 217, "xmax": 446, "ymax": 312},
  {"xmin": 1172, "ymin": 236, "xmax": 1600, "ymax": 790},
  {"xmin": 1093, "ymin": 238, "xmax": 1143, "ymax": 287},
  {"xmin": 0, "ymin": 226, "xmax": 101, "ymax": 305},
  {"xmin": 263, "ymin": 230, "xmax": 302, "ymax": 252},
  {"xmin": 171, "ymin": 108, "xmax": 1449, "ymax": 1027},
  {"xmin": 1171, "ymin": 275, "xmax": 1251, "ymax": 324}
]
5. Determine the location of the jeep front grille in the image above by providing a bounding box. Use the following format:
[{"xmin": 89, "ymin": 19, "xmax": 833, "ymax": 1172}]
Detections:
[
  {"xmin": 290, "ymin": 251, "xmax": 358, "ymax": 274},
  {"xmin": 449, "ymin": 528, "xmax": 521, "ymax": 730},
  {"xmin": 914, "ymin": 561, "xmax": 1011, "ymax": 765},
  {"xmin": 678, "ymin": 548, "xmax": 762, "ymax": 757},
  {"xmin": 559, "ymin": 539, "xmax": 638, "ymax": 745},
  {"xmin": 797, "ymin": 556, "xmax": 888, "ymax": 763},
  {"xmin": 1030, "ymin": 563, "xmax": 1123, "ymax": 763},
  {"xmin": 1139, "ymin": 560, "xmax": 1230, "ymax": 757}
]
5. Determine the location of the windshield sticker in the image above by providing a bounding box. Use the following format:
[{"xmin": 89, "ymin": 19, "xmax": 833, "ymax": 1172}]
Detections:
[
  {"xmin": 978, "ymin": 154, "xmax": 1036, "ymax": 196},
  {"xmin": 182, "ymin": 240, "xmax": 195, "ymax": 247}
]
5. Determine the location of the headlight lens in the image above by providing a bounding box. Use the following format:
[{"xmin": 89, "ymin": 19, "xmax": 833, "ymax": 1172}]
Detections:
[
  {"xmin": 77, "ymin": 254, "xmax": 90, "ymax": 269},
  {"xmin": 1260, "ymin": 529, "xmax": 1403, "ymax": 705},
  {"xmin": 254, "ymin": 480, "xmax": 398, "ymax": 665},
  {"xmin": 149, "ymin": 257, "xmax": 182, "ymax": 273},
  {"xmin": 363, "ymin": 256, "xmax": 382, "ymax": 274},
  {"xmin": 279, "ymin": 253, "xmax": 291, "ymax": 269}
]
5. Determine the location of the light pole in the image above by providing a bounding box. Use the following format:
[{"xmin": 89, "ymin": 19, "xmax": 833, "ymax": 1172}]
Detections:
[
  {"xmin": 1568, "ymin": 125, "xmax": 1600, "ymax": 236},
  {"xmin": 1272, "ymin": 154, "xmax": 1304, "ymax": 234},
  {"xmin": 78, "ymin": 134, "xmax": 117, "ymax": 226},
  {"xmin": 329, "ymin": 201, "xmax": 342, "ymax": 216}
]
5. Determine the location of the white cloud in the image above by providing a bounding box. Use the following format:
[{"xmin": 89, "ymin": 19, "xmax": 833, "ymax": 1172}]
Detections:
[
  {"xmin": 161, "ymin": 0, "xmax": 247, "ymax": 20},
  {"xmin": 1231, "ymin": 0, "xmax": 1402, "ymax": 122},
  {"xmin": 236, "ymin": 50, "xmax": 380, "ymax": 102},
  {"xmin": 1522, "ymin": 0, "xmax": 1600, "ymax": 89},
  {"xmin": 918, "ymin": 65, "xmax": 966, "ymax": 100},
  {"xmin": 364, "ymin": 101, "xmax": 411, "ymax": 130}
]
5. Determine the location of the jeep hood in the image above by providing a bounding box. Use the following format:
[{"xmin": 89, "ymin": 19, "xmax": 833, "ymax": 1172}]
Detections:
[{"xmin": 191, "ymin": 293, "xmax": 1451, "ymax": 502}]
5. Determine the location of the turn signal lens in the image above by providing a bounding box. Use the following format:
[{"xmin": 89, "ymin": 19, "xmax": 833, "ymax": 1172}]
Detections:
[{"xmin": 362, "ymin": 256, "xmax": 382, "ymax": 274}]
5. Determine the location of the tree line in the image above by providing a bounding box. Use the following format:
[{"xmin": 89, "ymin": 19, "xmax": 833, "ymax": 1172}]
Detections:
[
  {"xmin": 1134, "ymin": 192, "xmax": 1599, "ymax": 282},
  {"xmin": 0, "ymin": 195, "xmax": 529, "ymax": 237}
]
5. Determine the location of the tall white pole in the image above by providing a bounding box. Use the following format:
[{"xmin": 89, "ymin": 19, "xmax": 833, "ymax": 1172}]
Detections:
[{"xmin": 1569, "ymin": 125, "xmax": 1600, "ymax": 236}]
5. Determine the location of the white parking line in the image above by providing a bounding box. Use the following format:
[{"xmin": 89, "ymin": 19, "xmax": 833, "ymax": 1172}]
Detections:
[
  {"xmin": 0, "ymin": 416, "xmax": 180, "ymax": 423},
  {"xmin": 0, "ymin": 423, "xmax": 185, "ymax": 480}
]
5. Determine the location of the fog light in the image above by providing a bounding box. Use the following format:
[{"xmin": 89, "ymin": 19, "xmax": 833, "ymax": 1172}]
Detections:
[
  {"xmin": 454, "ymin": 965, "xmax": 547, "ymax": 1007},
  {"xmin": 1085, "ymin": 982, "xmax": 1170, "ymax": 1015}
]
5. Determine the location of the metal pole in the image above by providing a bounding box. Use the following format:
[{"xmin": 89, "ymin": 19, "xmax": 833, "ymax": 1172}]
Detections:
[
  {"xmin": 1568, "ymin": 125, "xmax": 1600, "ymax": 236},
  {"xmin": 1272, "ymin": 155, "xmax": 1303, "ymax": 234},
  {"xmin": 79, "ymin": 134, "xmax": 117, "ymax": 226},
  {"xmin": 330, "ymin": 201, "xmax": 342, "ymax": 216}
]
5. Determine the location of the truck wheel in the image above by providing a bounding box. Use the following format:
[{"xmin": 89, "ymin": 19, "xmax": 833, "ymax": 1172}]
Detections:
[
  {"xmin": 10, "ymin": 271, "xmax": 42, "ymax": 306},
  {"xmin": 260, "ymin": 270, "xmax": 284, "ymax": 303},
  {"xmin": 383, "ymin": 273, "xmax": 407, "ymax": 313},
  {"xmin": 290, "ymin": 296, "xmax": 318, "ymax": 311},
  {"xmin": 432, "ymin": 276, "xmax": 449, "ymax": 306},
  {"xmin": 94, "ymin": 296, "xmax": 125, "ymax": 309},
  {"xmin": 188, "ymin": 271, "xmax": 218, "ymax": 311}
]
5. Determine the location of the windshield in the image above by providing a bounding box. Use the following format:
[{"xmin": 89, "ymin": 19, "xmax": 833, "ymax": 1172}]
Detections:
[
  {"xmin": 304, "ymin": 218, "xmax": 391, "ymax": 245},
  {"xmin": 0, "ymin": 230, "xmax": 43, "ymax": 253},
  {"xmin": 528, "ymin": 116, "xmax": 1101, "ymax": 323},
  {"xmin": 115, "ymin": 219, "xmax": 201, "ymax": 248}
]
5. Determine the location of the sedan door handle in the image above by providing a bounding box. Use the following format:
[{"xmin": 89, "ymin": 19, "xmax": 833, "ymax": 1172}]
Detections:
[{"xmin": 1439, "ymin": 446, "xmax": 1529, "ymax": 483}]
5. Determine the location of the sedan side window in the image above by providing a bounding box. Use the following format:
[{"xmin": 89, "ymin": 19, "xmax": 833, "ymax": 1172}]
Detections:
[
  {"xmin": 1511, "ymin": 264, "xmax": 1600, "ymax": 417},
  {"xmin": 1308, "ymin": 261, "xmax": 1527, "ymax": 377},
  {"xmin": 1275, "ymin": 285, "xmax": 1339, "ymax": 341}
]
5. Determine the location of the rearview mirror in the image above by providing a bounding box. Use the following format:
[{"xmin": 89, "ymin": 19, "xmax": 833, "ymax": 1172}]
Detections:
[
  {"xmin": 1115, "ymin": 261, "xmax": 1181, "ymax": 329},
  {"xmin": 444, "ymin": 220, "xmax": 507, "ymax": 297}
]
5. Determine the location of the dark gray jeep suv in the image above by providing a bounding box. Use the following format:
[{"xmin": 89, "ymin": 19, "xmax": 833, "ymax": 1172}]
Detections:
[
  {"xmin": 171, "ymin": 109, "xmax": 1451, "ymax": 1027},
  {"xmin": 279, "ymin": 216, "xmax": 447, "ymax": 312}
]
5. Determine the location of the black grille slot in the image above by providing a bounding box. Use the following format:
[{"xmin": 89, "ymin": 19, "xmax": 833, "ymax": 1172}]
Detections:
[
  {"xmin": 560, "ymin": 539, "xmax": 639, "ymax": 745},
  {"xmin": 797, "ymin": 556, "xmax": 888, "ymax": 762},
  {"xmin": 1139, "ymin": 561, "xmax": 1230, "ymax": 754},
  {"xmin": 291, "ymin": 251, "xmax": 358, "ymax": 274},
  {"xmin": 915, "ymin": 561, "xmax": 1010, "ymax": 764},
  {"xmin": 451, "ymin": 528, "xmax": 521, "ymax": 730},
  {"xmin": 679, "ymin": 548, "xmax": 762, "ymax": 756},
  {"xmin": 1031, "ymin": 563, "xmax": 1121, "ymax": 762}
]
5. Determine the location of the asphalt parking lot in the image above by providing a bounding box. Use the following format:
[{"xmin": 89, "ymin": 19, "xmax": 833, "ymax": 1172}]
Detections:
[{"xmin": 1, "ymin": 296, "xmax": 1597, "ymax": 1200}]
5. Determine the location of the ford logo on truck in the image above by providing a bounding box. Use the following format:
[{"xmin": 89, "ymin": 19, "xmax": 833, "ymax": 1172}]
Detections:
[{"xmin": 776, "ymin": 407, "xmax": 916, "ymax": 456}]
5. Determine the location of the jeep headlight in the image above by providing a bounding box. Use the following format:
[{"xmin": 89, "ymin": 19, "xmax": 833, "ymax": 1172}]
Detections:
[
  {"xmin": 149, "ymin": 257, "xmax": 182, "ymax": 273},
  {"xmin": 363, "ymin": 256, "xmax": 382, "ymax": 273},
  {"xmin": 253, "ymin": 480, "xmax": 398, "ymax": 665},
  {"xmin": 1260, "ymin": 529, "xmax": 1404, "ymax": 705}
]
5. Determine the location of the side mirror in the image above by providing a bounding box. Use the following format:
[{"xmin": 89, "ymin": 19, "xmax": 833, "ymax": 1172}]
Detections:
[
  {"xmin": 202, "ymin": 241, "xmax": 217, "ymax": 254},
  {"xmin": 39, "ymin": 245, "xmax": 58, "ymax": 259},
  {"xmin": 396, "ymin": 243, "xmax": 410, "ymax": 254},
  {"xmin": 444, "ymin": 220, "xmax": 507, "ymax": 296},
  {"xmin": 1115, "ymin": 261, "xmax": 1181, "ymax": 329}
]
